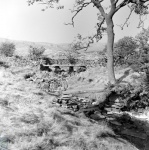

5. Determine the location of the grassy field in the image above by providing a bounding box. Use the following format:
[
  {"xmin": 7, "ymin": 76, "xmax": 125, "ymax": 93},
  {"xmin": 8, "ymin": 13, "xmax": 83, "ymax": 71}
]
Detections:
[{"xmin": 0, "ymin": 56, "xmax": 139, "ymax": 150}]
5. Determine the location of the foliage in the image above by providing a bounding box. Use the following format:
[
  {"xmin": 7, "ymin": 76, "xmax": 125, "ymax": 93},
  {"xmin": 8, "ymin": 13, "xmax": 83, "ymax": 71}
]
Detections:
[
  {"xmin": 106, "ymin": 72, "xmax": 149, "ymax": 112},
  {"xmin": 114, "ymin": 36, "xmax": 138, "ymax": 66},
  {"xmin": 101, "ymin": 37, "xmax": 138, "ymax": 67},
  {"xmin": 128, "ymin": 28, "xmax": 149, "ymax": 72},
  {"xmin": 0, "ymin": 42, "xmax": 16, "ymax": 57},
  {"xmin": 133, "ymin": 2, "xmax": 149, "ymax": 15},
  {"xmin": 66, "ymin": 51, "xmax": 78, "ymax": 65},
  {"xmin": 28, "ymin": 45, "xmax": 46, "ymax": 60},
  {"xmin": 60, "ymin": 46, "xmax": 79, "ymax": 65}
]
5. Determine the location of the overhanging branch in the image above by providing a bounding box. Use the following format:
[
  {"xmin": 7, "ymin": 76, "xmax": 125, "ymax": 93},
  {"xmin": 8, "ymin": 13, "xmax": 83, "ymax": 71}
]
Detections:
[
  {"xmin": 116, "ymin": 5, "xmax": 134, "ymax": 30},
  {"xmin": 71, "ymin": 17, "xmax": 106, "ymax": 51},
  {"xmin": 65, "ymin": 2, "xmax": 92, "ymax": 27},
  {"xmin": 72, "ymin": 34, "xmax": 96, "ymax": 51}
]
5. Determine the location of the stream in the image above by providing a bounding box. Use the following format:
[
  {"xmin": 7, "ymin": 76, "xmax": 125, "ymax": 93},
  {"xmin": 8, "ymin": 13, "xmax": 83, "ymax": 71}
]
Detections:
[{"xmin": 52, "ymin": 91, "xmax": 149, "ymax": 150}]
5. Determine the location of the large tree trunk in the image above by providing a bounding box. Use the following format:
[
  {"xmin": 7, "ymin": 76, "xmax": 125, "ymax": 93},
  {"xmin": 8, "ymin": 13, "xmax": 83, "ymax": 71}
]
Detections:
[{"xmin": 106, "ymin": 16, "xmax": 116, "ymax": 84}]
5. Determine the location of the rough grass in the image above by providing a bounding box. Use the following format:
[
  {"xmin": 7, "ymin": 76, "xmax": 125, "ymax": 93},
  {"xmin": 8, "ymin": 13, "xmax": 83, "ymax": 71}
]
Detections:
[{"xmin": 0, "ymin": 57, "xmax": 138, "ymax": 150}]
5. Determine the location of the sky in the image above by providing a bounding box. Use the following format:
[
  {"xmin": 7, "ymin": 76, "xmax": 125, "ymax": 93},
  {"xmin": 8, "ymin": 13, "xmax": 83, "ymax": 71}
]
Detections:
[{"xmin": 0, "ymin": 0, "xmax": 148, "ymax": 44}]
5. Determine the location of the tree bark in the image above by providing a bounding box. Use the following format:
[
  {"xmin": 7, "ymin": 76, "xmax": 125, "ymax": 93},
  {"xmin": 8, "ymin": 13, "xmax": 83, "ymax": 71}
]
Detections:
[{"xmin": 106, "ymin": 16, "xmax": 116, "ymax": 84}]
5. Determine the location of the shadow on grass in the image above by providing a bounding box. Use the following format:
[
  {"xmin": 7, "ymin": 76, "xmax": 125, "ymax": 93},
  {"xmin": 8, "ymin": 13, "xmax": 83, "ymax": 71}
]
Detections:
[
  {"xmin": 99, "ymin": 132, "xmax": 127, "ymax": 143},
  {"xmin": 107, "ymin": 114, "xmax": 149, "ymax": 150}
]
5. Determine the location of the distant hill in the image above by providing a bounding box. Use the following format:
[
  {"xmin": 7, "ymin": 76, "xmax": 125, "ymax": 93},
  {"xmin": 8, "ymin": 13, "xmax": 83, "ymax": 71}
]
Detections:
[{"xmin": 0, "ymin": 38, "xmax": 106, "ymax": 59}]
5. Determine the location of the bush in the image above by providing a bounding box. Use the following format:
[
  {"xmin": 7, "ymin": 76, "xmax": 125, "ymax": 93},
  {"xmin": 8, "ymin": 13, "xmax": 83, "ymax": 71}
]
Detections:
[
  {"xmin": 0, "ymin": 42, "xmax": 15, "ymax": 57},
  {"xmin": 28, "ymin": 45, "xmax": 46, "ymax": 60},
  {"xmin": 105, "ymin": 73, "xmax": 149, "ymax": 112},
  {"xmin": 67, "ymin": 54, "xmax": 77, "ymax": 65},
  {"xmin": 60, "ymin": 50, "xmax": 78, "ymax": 65},
  {"xmin": 114, "ymin": 36, "xmax": 138, "ymax": 66},
  {"xmin": 129, "ymin": 28, "xmax": 149, "ymax": 72},
  {"xmin": 127, "ymin": 50, "xmax": 149, "ymax": 73},
  {"xmin": 101, "ymin": 37, "xmax": 138, "ymax": 67}
]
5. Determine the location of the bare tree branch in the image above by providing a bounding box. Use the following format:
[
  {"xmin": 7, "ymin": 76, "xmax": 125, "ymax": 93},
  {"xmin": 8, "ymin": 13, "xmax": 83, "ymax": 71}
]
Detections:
[
  {"xmin": 71, "ymin": 16, "xmax": 105, "ymax": 51},
  {"xmin": 65, "ymin": 2, "xmax": 92, "ymax": 27},
  {"xmin": 137, "ymin": 14, "xmax": 148, "ymax": 28},
  {"xmin": 116, "ymin": 6, "xmax": 134, "ymax": 30}
]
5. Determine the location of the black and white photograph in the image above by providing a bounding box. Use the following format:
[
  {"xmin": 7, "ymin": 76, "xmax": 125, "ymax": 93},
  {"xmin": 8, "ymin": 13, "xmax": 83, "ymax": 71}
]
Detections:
[{"xmin": 0, "ymin": 0, "xmax": 149, "ymax": 149}]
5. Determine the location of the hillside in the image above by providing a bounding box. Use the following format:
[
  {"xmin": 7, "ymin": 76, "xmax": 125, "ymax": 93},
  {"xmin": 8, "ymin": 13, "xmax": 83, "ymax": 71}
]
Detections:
[{"xmin": 0, "ymin": 37, "xmax": 105, "ymax": 58}]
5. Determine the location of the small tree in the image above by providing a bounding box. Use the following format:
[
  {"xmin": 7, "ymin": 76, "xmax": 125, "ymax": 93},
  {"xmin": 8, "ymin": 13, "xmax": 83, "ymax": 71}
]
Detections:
[
  {"xmin": 129, "ymin": 28, "xmax": 149, "ymax": 72},
  {"xmin": 65, "ymin": 49, "xmax": 78, "ymax": 65},
  {"xmin": 114, "ymin": 36, "xmax": 138, "ymax": 66},
  {"xmin": 0, "ymin": 42, "xmax": 15, "ymax": 57},
  {"xmin": 28, "ymin": 45, "xmax": 46, "ymax": 60}
]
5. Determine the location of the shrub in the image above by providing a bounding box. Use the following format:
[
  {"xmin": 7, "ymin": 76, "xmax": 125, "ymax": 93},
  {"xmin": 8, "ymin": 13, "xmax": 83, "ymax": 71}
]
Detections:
[
  {"xmin": 129, "ymin": 28, "xmax": 149, "ymax": 72},
  {"xmin": 103, "ymin": 37, "xmax": 138, "ymax": 67},
  {"xmin": 105, "ymin": 73, "xmax": 149, "ymax": 113},
  {"xmin": 28, "ymin": 45, "xmax": 46, "ymax": 60},
  {"xmin": 114, "ymin": 36, "xmax": 138, "ymax": 66},
  {"xmin": 127, "ymin": 51, "xmax": 149, "ymax": 73},
  {"xmin": 60, "ymin": 49, "xmax": 78, "ymax": 65},
  {"xmin": 67, "ymin": 54, "xmax": 77, "ymax": 65},
  {"xmin": 0, "ymin": 42, "xmax": 15, "ymax": 57}
]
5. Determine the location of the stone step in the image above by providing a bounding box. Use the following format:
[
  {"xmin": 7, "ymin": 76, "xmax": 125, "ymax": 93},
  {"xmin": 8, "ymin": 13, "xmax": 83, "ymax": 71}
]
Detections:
[
  {"xmin": 106, "ymin": 117, "xmax": 115, "ymax": 121},
  {"xmin": 90, "ymin": 113, "xmax": 106, "ymax": 120},
  {"xmin": 111, "ymin": 105, "xmax": 122, "ymax": 108},
  {"xmin": 114, "ymin": 102, "xmax": 124, "ymax": 105},
  {"xmin": 111, "ymin": 108, "xmax": 121, "ymax": 111},
  {"xmin": 109, "ymin": 120, "xmax": 122, "ymax": 126},
  {"xmin": 61, "ymin": 95, "xmax": 72, "ymax": 99},
  {"xmin": 106, "ymin": 108, "xmax": 120, "ymax": 114}
]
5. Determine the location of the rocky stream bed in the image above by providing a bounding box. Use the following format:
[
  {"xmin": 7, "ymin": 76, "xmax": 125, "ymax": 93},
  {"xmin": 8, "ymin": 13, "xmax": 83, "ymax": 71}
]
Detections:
[
  {"xmin": 51, "ymin": 92, "xmax": 149, "ymax": 150},
  {"xmin": 23, "ymin": 66, "xmax": 149, "ymax": 150}
]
